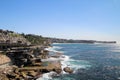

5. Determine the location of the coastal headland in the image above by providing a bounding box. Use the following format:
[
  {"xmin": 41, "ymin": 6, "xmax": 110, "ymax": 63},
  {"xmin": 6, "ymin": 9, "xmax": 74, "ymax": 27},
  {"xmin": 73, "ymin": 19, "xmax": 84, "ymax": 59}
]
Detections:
[
  {"xmin": 0, "ymin": 29, "xmax": 116, "ymax": 79},
  {"xmin": 0, "ymin": 29, "xmax": 73, "ymax": 80}
]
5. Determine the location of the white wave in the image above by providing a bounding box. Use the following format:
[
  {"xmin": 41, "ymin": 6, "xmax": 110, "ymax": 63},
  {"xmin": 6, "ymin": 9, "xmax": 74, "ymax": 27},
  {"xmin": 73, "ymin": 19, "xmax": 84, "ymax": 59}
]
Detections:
[
  {"xmin": 60, "ymin": 55, "xmax": 91, "ymax": 73},
  {"xmin": 52, "ymin": 46, "xmax": 63, "ymax": 49},
  {"xmin": 45, "ymin": 46, "xmax": 63, "ymax": 53},
  {"xmin": 38, "ymin": 55, "xmax": 91, "ymax": 79},
  {"xmin": 37, "ymin": 71, "xmax": 62, "ymax": 80},
  {"xmin": 110, "ymin": 49, "xmax": 120, "ymax": 52},
  {"xmin": 53, "ymin": 43, "xmax": 61, "ymax": 44},
  {"xmin": 41, "ymin": 57, "xmax": 64, "ymax": 62},
  {"xmin": 39, "ymin": 44, "xmax": 91, "ymax": 79},
  {"xmin": 37, "ymin": 72, "xmax": 54, "ymax": 80}
]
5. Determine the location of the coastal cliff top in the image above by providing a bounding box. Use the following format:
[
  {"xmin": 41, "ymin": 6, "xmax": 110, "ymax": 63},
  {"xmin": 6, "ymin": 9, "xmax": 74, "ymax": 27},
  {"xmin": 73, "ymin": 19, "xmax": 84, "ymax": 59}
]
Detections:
[{"xmin": 0, "ymin": 29, "xmax": 31, "ymax": 45}]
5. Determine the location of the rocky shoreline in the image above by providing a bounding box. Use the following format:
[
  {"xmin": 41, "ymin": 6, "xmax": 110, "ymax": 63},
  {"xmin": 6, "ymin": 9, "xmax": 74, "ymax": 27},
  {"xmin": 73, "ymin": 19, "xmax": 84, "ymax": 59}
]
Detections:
[
  {"xmin": 0, "ymin": 45, "xmax": 73, "ymax": 80},
  {"xmin": 0, "ymin": 29, "xmax": 73, "ymax": 80}
]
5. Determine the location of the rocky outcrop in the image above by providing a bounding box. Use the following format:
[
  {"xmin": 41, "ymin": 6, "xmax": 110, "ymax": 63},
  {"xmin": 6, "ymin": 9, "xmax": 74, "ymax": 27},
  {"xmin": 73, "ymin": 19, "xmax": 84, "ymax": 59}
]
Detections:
[
  {"xmin": 5, "ymin": 67, "xmax": 42, "ymax": 80},
  {"xmin": 0, "ymin": 29, "xmax": 64, "ymax": 79},
  {"xmin": 6, "ymin": 49, "xmax": 43, "ymax": 67},
  {"xmin": 53, "ymin": 68, "xmax": 62, "ymax": 74},
  {"xmin": 0, "ymin": 29, "xmax": 31, "ymax": 45},
  {"xmin": 63, "ymin": 67, "xmax": 73, "ymax": 74}
]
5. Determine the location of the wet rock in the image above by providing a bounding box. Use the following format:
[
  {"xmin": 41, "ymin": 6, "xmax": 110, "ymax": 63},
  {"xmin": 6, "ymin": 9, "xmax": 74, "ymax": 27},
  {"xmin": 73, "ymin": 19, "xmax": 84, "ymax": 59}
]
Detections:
[
  {"xmin": 63, "ymin": 67, "xmax": 73, "ymax": 74},
  {"xmin": 34, "ymin": 72, "xmax": 42, "ymax": 79},
  {"xmin": 54, "ymin": 68, "xmax": 62, "ymax": 74},
  {"xmin": 28, "ymin": 71, "xmax": 37, "ymax": 77}
]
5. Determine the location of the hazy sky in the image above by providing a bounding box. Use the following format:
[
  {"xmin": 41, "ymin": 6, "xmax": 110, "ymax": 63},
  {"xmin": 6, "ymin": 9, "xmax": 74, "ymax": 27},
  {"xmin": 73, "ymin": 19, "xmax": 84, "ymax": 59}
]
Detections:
[{"xmin": 0, "ymin": 0, "xmax": 120, "ymax": 42}]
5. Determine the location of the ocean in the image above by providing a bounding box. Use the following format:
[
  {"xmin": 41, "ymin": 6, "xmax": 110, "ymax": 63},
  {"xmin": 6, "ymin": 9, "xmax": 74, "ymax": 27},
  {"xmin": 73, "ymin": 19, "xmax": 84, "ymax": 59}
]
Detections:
[{"xmin": 38, "ymin": 43, "xmax": 120, "ymax": 80}]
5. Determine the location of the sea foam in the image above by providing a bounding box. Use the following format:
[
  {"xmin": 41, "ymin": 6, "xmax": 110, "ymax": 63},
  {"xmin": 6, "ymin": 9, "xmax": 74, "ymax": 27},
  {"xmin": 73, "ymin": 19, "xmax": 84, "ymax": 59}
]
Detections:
[{"xmin": 38, "ymin": 44, "xmax": 91, "ymax": 79}]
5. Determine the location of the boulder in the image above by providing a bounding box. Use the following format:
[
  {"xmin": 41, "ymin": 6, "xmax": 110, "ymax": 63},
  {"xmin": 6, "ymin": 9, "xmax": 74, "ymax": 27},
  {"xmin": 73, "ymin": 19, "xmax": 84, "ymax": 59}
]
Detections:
[
  {"xmin": 54, "ymin": 68, "xmax": 62, "ymax": 74},
  {"xmin": 63, "ymin": 67, "xmax": 73, "ymax": 74}
]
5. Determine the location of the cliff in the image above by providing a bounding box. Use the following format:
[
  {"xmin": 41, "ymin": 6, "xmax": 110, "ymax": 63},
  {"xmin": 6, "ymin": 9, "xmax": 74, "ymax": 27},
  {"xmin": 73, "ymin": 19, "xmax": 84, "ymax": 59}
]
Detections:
[
  {"xmin": 0, "ymin": 29, "xmax": 50, "ymax": 47},
  {"xmin": 0, "ymin": 29, "xmax": 30, "ymax": 45},
  {"xmin": 21, "ymin": 34, "xmax": 50, "ymax": 46}
]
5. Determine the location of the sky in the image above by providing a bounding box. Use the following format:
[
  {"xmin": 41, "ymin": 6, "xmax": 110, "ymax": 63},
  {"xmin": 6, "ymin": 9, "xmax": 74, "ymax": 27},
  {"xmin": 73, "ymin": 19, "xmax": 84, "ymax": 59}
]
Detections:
[{"xmin": 0, "ymin": 0, "xmax": 120, "ymax": 42}]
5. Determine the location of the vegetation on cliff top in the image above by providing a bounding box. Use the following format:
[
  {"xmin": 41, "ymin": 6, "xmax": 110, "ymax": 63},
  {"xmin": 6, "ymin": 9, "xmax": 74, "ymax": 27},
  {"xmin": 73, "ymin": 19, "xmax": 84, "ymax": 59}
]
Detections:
[
  {"xmin": 0, "ymin": 29, "xmax": 30, "ymax": 45},
  {"xmin": 21, "ymin": 34, "xmax": 49, "ymax": 45},
  {"xmin": 0, "ymin": 29, "xmax": 49, "ymax": 46}
]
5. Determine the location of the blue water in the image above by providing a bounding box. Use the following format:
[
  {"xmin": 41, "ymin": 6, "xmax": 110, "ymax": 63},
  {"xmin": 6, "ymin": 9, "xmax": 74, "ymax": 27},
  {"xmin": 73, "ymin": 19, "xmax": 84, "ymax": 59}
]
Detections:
[{"xmin": 51, "ymin": 43, "xmax": 120, "ymax": 80}]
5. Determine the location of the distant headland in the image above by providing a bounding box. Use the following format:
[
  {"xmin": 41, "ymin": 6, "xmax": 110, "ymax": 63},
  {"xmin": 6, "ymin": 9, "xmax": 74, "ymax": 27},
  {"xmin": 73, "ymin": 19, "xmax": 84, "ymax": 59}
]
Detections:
[{"xmin": 46, "ymin": 37, "xmax": 117, "ymax": 44}]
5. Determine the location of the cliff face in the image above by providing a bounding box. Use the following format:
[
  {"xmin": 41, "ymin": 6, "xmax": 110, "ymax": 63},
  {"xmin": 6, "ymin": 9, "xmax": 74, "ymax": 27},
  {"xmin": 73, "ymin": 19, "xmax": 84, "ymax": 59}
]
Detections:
[
  {"xmin": 22, "ymin": 34, "xmax": 51, "ymax": 46},
  {"xmin": 0, "ymin": 29, "xmax": 51, "ymax": 50},
  {"xmin": 0, "ymin": 29, "xmax": 31, "ymax": 45}
]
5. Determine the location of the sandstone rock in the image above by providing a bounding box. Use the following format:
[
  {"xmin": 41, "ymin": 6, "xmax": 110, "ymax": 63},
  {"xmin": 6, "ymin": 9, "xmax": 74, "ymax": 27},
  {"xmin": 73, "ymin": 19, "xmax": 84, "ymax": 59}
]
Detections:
[
  {"xmin": 1, "ymin": 77, "xmax": 9, "ymax": 80},
  {"xmin": 28, "ymin": 71, "xmax": 37, "ymax": 77},
  {"xmin": 14, "ymin": 68, "xmax": 19, "ymax": 74},
  {"xmin": 54, "ymin": 68, "xmax": 62, "ymax": 74},
  {"xmin": 15, "ymin": 74, "xmax": 20, "ymax": 79},
  {"xmin": 63, "ymin": 67, "xmax": 73, "ymax": 74},
  {"xmin": 20, "ymin": 72, "xmax": 27, "ymax": 78},
  {"xmin": 0, "ymin": 74, "xmax": 9, "ymax": 80},
  {"xmin": 7, "ymin": 72, "xmax": 16, "ymax": 78}
]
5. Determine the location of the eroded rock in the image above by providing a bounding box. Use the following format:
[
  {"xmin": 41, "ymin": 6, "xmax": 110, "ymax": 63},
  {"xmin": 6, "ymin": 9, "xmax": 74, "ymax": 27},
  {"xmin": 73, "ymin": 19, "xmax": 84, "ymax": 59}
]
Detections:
[
  {"xmin": 28, "ymin": 71, "xmax": 37, "ymax": 77},
  {"xmin": 63, "ymin": 67, "xmax": 73, "ymax": 74},
  {"xmin": 53, "ymin": 68, "xmax": 62, "ymax": 74}
]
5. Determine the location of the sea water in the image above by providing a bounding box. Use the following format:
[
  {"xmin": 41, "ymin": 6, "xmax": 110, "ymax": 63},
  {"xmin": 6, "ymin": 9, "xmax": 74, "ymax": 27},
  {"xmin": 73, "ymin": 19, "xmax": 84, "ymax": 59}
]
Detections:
[{"xmin": 38, "ymin": 43, "xmax": 120, "ymax": 80}]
